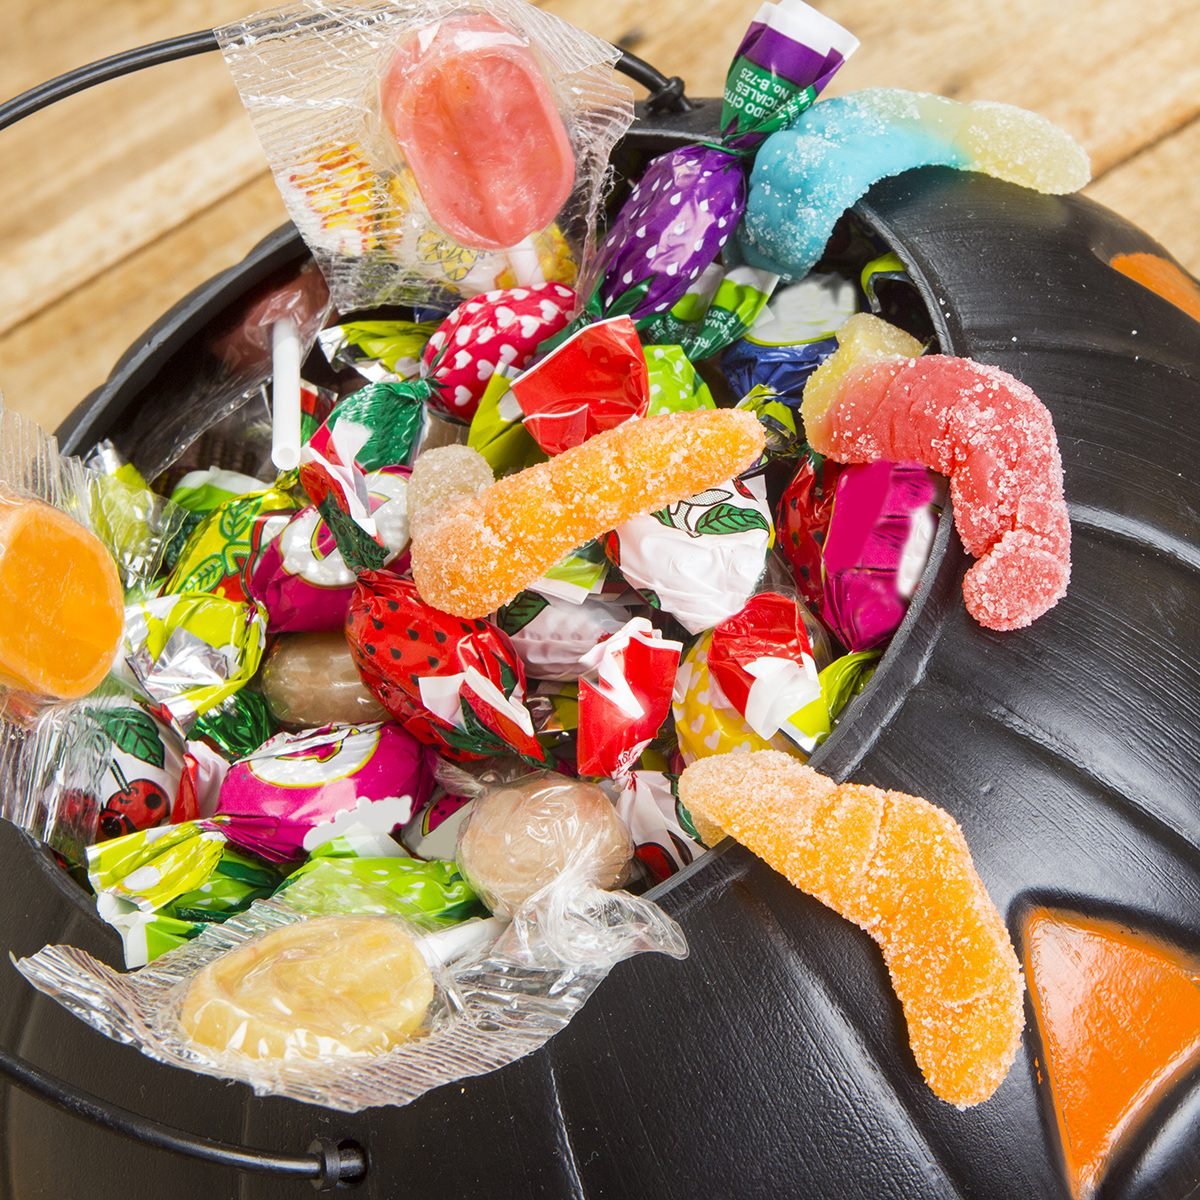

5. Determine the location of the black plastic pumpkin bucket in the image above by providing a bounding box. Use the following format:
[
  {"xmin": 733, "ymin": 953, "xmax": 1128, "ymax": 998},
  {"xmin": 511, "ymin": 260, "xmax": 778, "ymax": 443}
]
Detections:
[{"xmin": 1, "ymin": 29, "xmax": 1198, "ymax": 1200}]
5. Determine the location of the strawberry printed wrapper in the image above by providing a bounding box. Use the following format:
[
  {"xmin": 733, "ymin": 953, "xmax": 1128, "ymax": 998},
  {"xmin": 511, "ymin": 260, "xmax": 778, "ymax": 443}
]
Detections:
[
  {"xmin": 820, "ymin": 460, "xmax": 942, "ymax": 651},
  {"xmin": 317, "ymin": 383, "xmax": 428, "ymax": 472},
  {"xmin": 317, "ymin": 318, "xmax": 440, "ymax": 383},
  {"xmin": 345, "ymin": 571, "xmax": 545, "ymax": 764},
  {"xmin": 576, "ymin": 618, "xmax": 682, "ymax": 781},
  {"xmin": 249, "ymin": 466, "xmax": 411, "ymax": 633},
  {"xmin": 508, "ymin": 317, "xmax": 647, "ymax": 456},
  {"xmin": 163, "ymin": 482, "xmax": 298, "ymax": 601},
  {"xmin": 614, "ymin": 769, "xmax": 701, "ymax": 884},
  {"xmin": 422, "ymin": 283, "xmax": 577, "ymax": 421},
  {"xmin": 119, "ymin": 593, "xmax": 267, "ymax": 725},
  {"xmin": 606, "ymin": 475, "xmax": 774, "ymax": 634},
  {"xmin": 640, "ymin": 264, "xmax": 778, "ymax": 361},
  {"xmin": 298, "ymin": 420, "xmax": 390, "ymax": 573},
  {"xmin": 215, "ymin": 722, "xmax": 436, "ymax": 863}
]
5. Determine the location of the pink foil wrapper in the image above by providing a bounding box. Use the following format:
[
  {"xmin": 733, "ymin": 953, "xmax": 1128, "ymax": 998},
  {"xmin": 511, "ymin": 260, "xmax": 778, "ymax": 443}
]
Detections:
[
  {"xmin": 249, "ymin": 466, "xmax": 411, "ymax": 632},
  {"xmin": 215, "ymin": 722, "xmax": 435, "ymax": 862},
  {"xmin": 821, "ymin": 460, "xmax": 940, "ymax": 651}
]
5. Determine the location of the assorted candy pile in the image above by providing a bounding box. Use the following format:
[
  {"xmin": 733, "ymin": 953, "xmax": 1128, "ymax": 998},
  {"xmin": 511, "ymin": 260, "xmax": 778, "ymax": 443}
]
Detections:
[{"xmin": 6, "ymin": 0, "xmax": 1089, "ymax": 1114}]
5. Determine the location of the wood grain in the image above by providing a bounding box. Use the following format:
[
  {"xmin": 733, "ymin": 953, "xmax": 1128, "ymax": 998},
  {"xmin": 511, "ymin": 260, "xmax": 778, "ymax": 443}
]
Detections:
[{"xmin": 0, "ymin": 0, "xmax": 1196, "ymax": 432}]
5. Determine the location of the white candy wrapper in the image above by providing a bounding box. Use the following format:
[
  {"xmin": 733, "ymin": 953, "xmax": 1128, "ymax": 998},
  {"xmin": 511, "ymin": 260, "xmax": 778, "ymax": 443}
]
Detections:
[
  {"xmin": 614, "ymin": 769, "xmax": 702, "ymax": 884},
  {"xmin": 608, "ymin": 475, "xmax": 775, "ymax": 634},
  {"xmin": 217, "ymin": 0, "xmax": 634, "ymax": 312},
  {"xmin": 17, "ymin": 874, "xmax": 686, "ymax": 1111}
]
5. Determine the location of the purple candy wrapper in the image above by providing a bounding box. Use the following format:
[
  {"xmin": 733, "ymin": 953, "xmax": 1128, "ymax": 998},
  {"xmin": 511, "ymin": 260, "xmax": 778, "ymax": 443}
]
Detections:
[
  {"xmin": 249, "ymin": 466, "xmax": 411, "ymax": 632},
  {"xmin": 577, "ymin": 0, "xmax": 856, "ymax": 327},
  {"xmin": 821, "ymin": 460, "xmax": 941, "ymax": 651},
  {"xmin": 216, "ymin": 722, "xmax": 435, "ymax": 862}
]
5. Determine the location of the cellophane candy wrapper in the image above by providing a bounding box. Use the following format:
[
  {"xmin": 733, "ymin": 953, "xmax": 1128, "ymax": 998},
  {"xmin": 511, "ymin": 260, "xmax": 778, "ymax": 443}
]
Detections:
[
  {"xmin": 607, "ymin": 474, "xmax": 774, "ymax": 634},
  {"xmin": 216, "ymin": 722, "xmax": 436, "ymax": 862},
  {"xmin": 216, "ymin": 0, "xmax": 633, "ymax": 312},
  {"xmin": 346, "ymin": 571, "xmax": 545, "ymax": 763},
  {"xmin": 19, "ymin": 864, "xmax": 686, "ymax": 1110},
  {"xmin": 820, "ymin": 460, "xmax": 943, "ymax": 650},
  {"xmin": 250, "ymin": 466, "xmax": 411, "ymax": 632}
]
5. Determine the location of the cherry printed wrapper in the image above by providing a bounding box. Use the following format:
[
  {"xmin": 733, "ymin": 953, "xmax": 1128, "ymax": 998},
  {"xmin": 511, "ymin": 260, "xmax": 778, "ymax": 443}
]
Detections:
[
  {"xmin": 777, "ymin": 447, "xmax": 845, "ymax": 611},
  {"xmin": 345, "ymin": 571, "xmax": 545, "ymax": 764},
  {"xmin": 576, "ymin": 618, "xmax": 682, "ymax": 780},
  {"xmin": 422, "ymin": 283, "xmax": 577, "ymax": 420},
  {"xmin": 707, "ymin": 592, "xmax": 822, "ymax": 746},
  {"xmin": 509, "ymin": 317, "xmax": 649, "ymax": 455},
  {"xmin": 250, "ymin": 466, "xmax": 411, "ymax": 633},
  {"xmin": 216, "ymin": 722, "xmax": 435, "ymax": 863}
]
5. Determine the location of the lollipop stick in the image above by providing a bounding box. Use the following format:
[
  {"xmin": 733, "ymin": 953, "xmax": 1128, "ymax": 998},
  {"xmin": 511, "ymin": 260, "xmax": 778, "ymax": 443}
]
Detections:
[{"xmin": 271, "ymin": 318, "xmax": 302, "ymax": 471}]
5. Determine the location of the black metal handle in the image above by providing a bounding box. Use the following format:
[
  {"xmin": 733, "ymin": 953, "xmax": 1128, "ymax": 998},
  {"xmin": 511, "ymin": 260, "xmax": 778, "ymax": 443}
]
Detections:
[
  {"xmin": 0, "ymin": 28, "xmax": 691, "ymax": 135},
  {"xmin": 0, "ymin": 21, "xmax": 689, "ymax": 1191}
]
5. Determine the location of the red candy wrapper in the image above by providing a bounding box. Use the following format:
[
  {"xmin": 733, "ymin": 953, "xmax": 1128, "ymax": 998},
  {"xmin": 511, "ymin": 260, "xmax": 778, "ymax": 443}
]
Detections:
[
  {"xmin": 422, "ymin": 283, "xmax": 577, "ymax": 420},
  {"xmin": 707, "ymin": 592, "xmax": 822, "ymax": 747},
  {"xmin": 776, "ymin": 446, "xmax": 844, "ymax": 611},
  {"xmin": 509, "ymin": 316, "xmax": 648, "ymax": 455},
  {"xmin": 346, "ymin": 571, "xmax": 544, "ymax": 763},
  {"xmin": 576, "ymin": 617, "xmax": 682, "ymax": 780},
  {"xmin": 298, "ymin": 421, "xmax": 389, "ymax": 573},
  {"xmin": 614, "ymin": 769, "xmax": 701, "ymax": 885}
]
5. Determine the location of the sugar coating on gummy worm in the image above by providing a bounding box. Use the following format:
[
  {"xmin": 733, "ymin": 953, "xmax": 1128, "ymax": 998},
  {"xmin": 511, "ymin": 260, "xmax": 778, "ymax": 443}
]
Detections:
[
  {"xmin": 409, "ymin": 409, "xmax": 766, "ymax": 618},
  {"xmin": 678, "ymin": 750, "xmax": 1025, "ymax": 1108},
  {"xmin": 801, "ymin": 314, "xmax": 1071, "ymax": 630}
]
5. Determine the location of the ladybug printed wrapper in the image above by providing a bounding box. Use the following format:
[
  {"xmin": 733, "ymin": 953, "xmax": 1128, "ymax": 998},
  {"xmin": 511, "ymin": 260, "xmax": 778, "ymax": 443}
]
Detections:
[
  {"xmin": 777, "ymin": 446, "xmax": 845, "ymax": 611},
  {"xmin": 508, "ymin": 316, "xmax": 648, "ymax": 455},
  {"xmin": 250, "ymin": 466, "xmax": 411, "ymax": 633},
  {"xmin": 422, "ymin": 283, "xmax": 577, "ymax": 421},
  {"xmin": 119, "ymin": 593, "xmax": 267, "ymax": 724},
  {"xmin": 216, "ymin": 722, "xmax": 436, "ymax": 863},
  {"xmin": 576, "ymin": 617, "xmax": 682, "ymax": 781},
  {"xmin": 163, "ymin": 483, "xmax": 298, "ymax": 601},
  {"xmin": 607, "ymin": 474, "xmax": 774, "ymax": 635},
  {"xmin": 345, "ymin": 571, "xmax": 545, "ymax": 764},
  {"xmin": 614, "ymin": 769, "xmax": 701, "ymax": 885},
  {"xmin": 821, "ymin": 460, "xmax": 942, "ymax": 651},
  {"xmin": 298, "ymin": 420, "xmax": 390, "ymax": 573}
]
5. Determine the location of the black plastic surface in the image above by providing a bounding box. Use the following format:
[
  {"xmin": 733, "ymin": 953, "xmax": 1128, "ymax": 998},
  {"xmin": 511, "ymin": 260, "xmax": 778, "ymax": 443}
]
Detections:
[{"xmin": 5, "ymin": 147, "xmax": 1198, "ymax": 1200}]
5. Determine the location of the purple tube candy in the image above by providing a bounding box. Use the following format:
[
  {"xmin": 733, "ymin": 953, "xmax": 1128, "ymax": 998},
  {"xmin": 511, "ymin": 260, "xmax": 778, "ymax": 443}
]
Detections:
[
  {"xmin": 821, "ymin": 460, "xmax": 940, "ymax": 651},
  {"xmin": 248, "ymin": 465, "xmax": 410, "ymax": 632},
  {"xmin": 215, "ymin": 722, "xmax": 435, "ymax": 862}
]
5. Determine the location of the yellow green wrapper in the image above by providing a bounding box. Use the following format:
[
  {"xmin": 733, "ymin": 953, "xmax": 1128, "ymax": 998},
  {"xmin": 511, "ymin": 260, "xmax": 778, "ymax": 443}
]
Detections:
[
  {"xmin": 164, "ymin": 482, "xmax": 298, "ymax": 601},
  {"xmin": 120, "ymin": 593, "xmax": 268, "ymax": 722}
]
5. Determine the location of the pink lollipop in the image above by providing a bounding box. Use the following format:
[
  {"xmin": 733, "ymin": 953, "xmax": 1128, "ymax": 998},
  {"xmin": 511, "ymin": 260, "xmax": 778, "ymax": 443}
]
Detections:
[{"xmin": 802, "ymin": 315, "xmax": 1070, "ymax": 631}]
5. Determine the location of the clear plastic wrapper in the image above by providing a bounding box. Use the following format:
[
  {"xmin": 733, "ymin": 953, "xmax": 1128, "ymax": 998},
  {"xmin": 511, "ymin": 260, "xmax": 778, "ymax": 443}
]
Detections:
[
  {"xmin": 19, "ymin": 864, "xmax": 686, "ymax": 1109},
  {"xmin": 216, "ymin": 0, "xmax": 633, "ymax": 312}
]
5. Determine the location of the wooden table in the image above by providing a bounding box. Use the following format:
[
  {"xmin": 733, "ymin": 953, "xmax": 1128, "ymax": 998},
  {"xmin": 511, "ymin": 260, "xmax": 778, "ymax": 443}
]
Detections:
[{"xmin": 1, "ymin": 0, "xmax": 1196, "ymax": 434}]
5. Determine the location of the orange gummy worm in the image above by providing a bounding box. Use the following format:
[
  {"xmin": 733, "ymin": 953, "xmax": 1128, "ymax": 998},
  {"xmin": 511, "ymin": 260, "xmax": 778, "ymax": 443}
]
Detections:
[
  {"xmin": 679, "ymin": 750, "xmax": 1025, "ymax": 1108},
  {"xmin": 410, "ymin": 410, "xmax": 765, "ymax": 617}
]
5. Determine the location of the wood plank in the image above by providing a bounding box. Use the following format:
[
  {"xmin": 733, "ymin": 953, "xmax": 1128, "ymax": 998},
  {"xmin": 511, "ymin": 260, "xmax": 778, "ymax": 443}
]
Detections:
[{"xmin": 0, "ymin": 0, "xmax": 1196, "ymax": 432}]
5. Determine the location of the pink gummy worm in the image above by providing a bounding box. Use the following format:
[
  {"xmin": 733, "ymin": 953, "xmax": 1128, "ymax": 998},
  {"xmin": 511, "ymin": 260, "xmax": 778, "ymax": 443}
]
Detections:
[{"xmin": 818, "ymin": 356, "xmax": 1071, "ymax": 631}]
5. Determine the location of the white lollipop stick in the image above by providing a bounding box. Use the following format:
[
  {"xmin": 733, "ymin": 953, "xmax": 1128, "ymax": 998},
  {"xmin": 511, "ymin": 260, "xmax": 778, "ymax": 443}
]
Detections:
[{"xmin": 271, "ymin": 317, "xmax": 302, "ymax": 471}]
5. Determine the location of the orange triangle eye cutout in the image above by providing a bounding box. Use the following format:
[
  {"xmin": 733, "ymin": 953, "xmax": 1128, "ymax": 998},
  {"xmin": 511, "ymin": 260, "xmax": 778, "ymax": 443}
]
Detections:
[
  {"xmin": 1024, "ymin": 909, "xmax": 1200, "ymax": 1200},
  {"xmin": 1110, "ymin": 252, "xmax": 1200, "ymax": 322}
]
